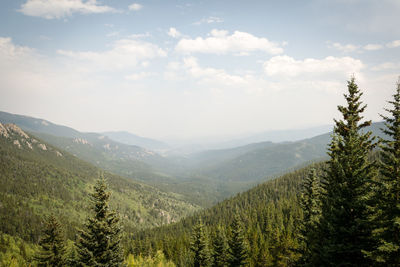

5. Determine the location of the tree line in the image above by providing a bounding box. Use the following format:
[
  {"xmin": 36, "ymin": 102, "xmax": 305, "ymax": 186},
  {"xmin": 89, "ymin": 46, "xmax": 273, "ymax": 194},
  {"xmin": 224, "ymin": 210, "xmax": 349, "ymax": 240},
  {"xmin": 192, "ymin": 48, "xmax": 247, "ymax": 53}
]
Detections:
[{"xmin": 298, "ymin": 77, "xmax": 400, "ymax": 266}]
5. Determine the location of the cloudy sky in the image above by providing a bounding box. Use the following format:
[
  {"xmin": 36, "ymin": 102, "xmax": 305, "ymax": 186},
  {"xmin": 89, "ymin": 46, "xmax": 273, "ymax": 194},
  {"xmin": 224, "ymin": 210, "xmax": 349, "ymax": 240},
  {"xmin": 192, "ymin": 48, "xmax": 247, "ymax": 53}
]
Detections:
[{"xmin": 0, "ymin": 0, "xmax": 399, "ymax": 140}]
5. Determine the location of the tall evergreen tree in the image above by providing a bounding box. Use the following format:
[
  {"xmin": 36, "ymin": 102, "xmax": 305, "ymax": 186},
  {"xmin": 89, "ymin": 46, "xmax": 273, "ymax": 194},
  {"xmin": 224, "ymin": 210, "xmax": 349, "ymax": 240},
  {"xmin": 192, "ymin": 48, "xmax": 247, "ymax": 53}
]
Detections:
[
  {"xmin": 211, "ymin": 226, "xmax": 229, "ymax": 267},
  {"xmin": 190, "ymin": 219, "xmax": 211, "ymax": 267},
  {"xmin": 228, "ymin": 214, "xmax": 249, "ymax": 267},
  {"xmin": 35, "ymin": 215, "xmax": 66, "ymax": 267},
  {"xmin": 373, "ymin": 79, "xmax": 400, "ymax": 265},
  {"xmin": 314, "ymin": 77, "xmax": 376, "ymax": 266},
  {"xmin": 298, "ymin": 168, "xmax": 321, "ymax": 265},
  {"xmin": 76, "ymin": 177, "xmax": 123, "ymax": 266}
]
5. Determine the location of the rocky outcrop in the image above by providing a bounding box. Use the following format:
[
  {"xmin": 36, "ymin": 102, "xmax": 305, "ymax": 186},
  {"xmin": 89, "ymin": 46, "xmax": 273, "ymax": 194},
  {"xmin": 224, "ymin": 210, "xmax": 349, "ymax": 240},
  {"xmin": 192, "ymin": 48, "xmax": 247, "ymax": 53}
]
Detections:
[
  {"xmin": 73, "ymin": 138, "xmax": 89, "ymax": 145},
  {"xmin": 13, "ymin": 140, "xmax": 21, "ymax": 149},
  {"xmin": 6, "ymin": 124, "xmax": 29, "ymax": 139},
  {"xmin": 38, "ymin": 143, "xmax": 47, "ymax": 150},
  {"xmin": 0, "ymin": 123, "xmax": 61, "ymax": 156},
  {"xmin": 0, "ymin": 123, "xmax": 9, "ymax": 138}
]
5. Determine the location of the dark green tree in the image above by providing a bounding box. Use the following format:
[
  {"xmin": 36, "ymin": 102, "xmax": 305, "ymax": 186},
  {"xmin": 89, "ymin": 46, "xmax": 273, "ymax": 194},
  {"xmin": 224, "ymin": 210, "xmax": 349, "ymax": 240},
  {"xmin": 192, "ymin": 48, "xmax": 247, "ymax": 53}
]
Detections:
[
  {"xmin": 298, "ymin": 168, "xmax": 321, "ymax": 265},
  {"xmin": 190, "ymin": 219, "xmax": 211, "ymax": 267},
  {"xmin": 35, "ymin": 215, "xmax": 66, "ymax": 267},
  {"xmin": 76, "ymin": 177, "xmax": 123, "ymax": 266},
  {"xmin": 314, "ymin": 77, "xmax": 376, "ymax": 266},
  {"xmin": 211, "ymin": 226, "xmax": 229, "ymax": 267},
  {"xmin": 372, "ymin": 79, "xmax": 400, "ymax": 265},
  {"xmin": 228, "ymin": 214, "xmax": 249, "ymax": 267}
]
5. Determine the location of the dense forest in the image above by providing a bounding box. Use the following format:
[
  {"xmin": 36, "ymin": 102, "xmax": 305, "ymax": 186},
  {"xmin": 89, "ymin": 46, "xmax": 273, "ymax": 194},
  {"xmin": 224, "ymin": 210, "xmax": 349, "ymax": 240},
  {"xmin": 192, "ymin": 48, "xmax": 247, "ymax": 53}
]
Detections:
[
  {"xmin": 127, "ymin": 78, "xmax": 400, "ymax": 266},
  {"xmin": 1, "ymin": 78, "xmax": 400, "ymax": 266}
]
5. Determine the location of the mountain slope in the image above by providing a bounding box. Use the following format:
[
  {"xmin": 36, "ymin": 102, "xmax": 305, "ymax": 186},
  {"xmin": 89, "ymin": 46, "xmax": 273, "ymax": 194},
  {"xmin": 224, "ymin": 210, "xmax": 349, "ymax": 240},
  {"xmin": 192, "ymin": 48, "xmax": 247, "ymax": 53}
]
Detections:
[
  {"xmin": 0, "ymin": 110, "xmax": 182, "ymax": 183},
  {"xmin": 185, "ymin": 121, "xmax": 385, "ymax": 183},
  {"xmin": 0, "ymin": 123, "xmax": 199, "ymax": 244},
  {"xmin": 132, "ymin": 161, "xmax": 325, "ymax": 265},
  {"xmin": 102, "ymin": 131, "xmax": 168, "ymax": 150},
  {"xmin": 205, "ymin": 124, "xmax": 333, "ymax": 150},
  {"xmin": 0, "ymin": 110, "xmax": 170, "ymax": 168}
]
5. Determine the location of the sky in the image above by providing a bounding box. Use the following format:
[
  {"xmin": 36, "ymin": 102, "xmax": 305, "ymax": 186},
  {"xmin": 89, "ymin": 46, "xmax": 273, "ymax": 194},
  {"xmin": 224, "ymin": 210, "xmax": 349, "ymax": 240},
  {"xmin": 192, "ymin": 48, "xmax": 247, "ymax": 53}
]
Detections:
[{"xmin": 0, "ymin": 0, "xmax": 399, "ymax": 140}]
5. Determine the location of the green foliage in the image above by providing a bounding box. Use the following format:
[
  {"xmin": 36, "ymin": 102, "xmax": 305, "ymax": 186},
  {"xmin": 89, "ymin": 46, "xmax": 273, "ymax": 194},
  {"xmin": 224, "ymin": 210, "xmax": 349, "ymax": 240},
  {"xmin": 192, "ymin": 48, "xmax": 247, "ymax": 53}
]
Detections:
[
  {"xmin": 76, "ymin": 178, "xmax": 123, "ymax": 266},
  {"xmin": 0, "ymin": 232, "xmax": 37, "ymax": 266},
  {"xmin": 371, "ymin": 78, "xmax": 400, "ymax": 265},
  {"xmin": 131, "ymin": 163, "xmax": 311, "ymax": 266},
  {"xmin": 35, "ymin": 215, "xmax": 66, "ymax": 266},
  {"xmin": 125, "ymin": 250, "xmax": 176, "ymax": 266},
  {"xmin": 211, "ymin": 226, "xmax": 229, "ymax": 267},
  {"xmin": 190, "ymin": 220, "xmax": 211, "ymax": 267},
  {"xmin": 298, "ymin": 168, "xmax": 321, "ymax": 265},
  {"xmin": 315, "ymin": 77, "xmax": 376, "ymax": 266},
  {"xmin": 227, "ymin": 214, "xmax": 248, "ymax": 266}
]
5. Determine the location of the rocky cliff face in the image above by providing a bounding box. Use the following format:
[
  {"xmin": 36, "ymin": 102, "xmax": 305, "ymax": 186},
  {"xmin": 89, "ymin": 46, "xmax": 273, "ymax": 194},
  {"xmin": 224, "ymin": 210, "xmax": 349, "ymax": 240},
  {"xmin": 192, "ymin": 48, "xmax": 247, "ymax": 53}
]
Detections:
[{"xmin": 0, "ymin": 122, "xmax": 62, "ymax": 156}]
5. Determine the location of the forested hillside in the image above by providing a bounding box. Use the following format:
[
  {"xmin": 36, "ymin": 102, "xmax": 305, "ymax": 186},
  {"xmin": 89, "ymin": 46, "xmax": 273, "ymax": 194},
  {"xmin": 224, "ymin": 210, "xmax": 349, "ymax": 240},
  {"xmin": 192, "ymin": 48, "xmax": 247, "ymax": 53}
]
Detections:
[
  {"xmin": 0, "ymin": 123, "xmax": 198, "ymax": 243},
  {"xmin": 125, "ymin": 78, "xmax": 400, "ymax": 267},
  {"xmin": 128, "ymin": 162, "xmax": 323, "ymax": 266},
  {"xmin": 185, "ymin": 121, "xmax": 385, "ymax": 183}
]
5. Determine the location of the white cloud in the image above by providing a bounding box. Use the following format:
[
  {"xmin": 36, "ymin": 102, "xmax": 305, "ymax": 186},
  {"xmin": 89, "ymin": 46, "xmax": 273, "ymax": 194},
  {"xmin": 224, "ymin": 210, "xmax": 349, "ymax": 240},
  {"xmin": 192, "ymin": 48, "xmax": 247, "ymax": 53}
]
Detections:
[
  {"xmin": 194, "ymin": 16, "xmax": 224, "ymax": 25},
  {"xmin": 125, "ymin": 72, "xmax": 152, "ymax": 81},
  {"xmin": 183, "ymin": 57, "xmax": 247, "ymax": 86},
  {"xmin": 129, "ymin": 32, "xmax": 151, "ymax": 39},
  {"xmin": 57, "ymin": 39, "xmax": 166, "ymax": 71},
  {"xmin": 387, "ymin": 40, "xmax": 400, "ymax": 48},
  {"xmin": 329, "ymin": 40, "xmax": 400, "ymax": 52},
  {"xmin": 363, "ymin": 44, "xmax": 384, "ymax": 51},
  {"xmin": 19, "ymin": 0, "xmax": 116, "ymax": 19},
  {"xmin": 371, "ymin": 62, "xmax": 400, "ymax": 71},
  {"xmin": 1, "ymin": 37, "xmax": 396, "ymax": 140},
  {"xmin": 328, "ymin": 42, "xmax": 360, "ymax": 53},
  {"xmin": 0, "ymin": 37, "xmax": 35, "ymax": 58},
  {"xmin": 167, "ymin": 28, "xmax": 181, "ymax": 38},
  {"xmin": 263, "ymin": 55, "xmax": 364, "ymax": 79},
  {"xmin": 175, "ymin": 29, "xmax": 284, "ymax": 55},
  {"xmin": 128, "ymin": 3, "xmax": 142, "ymax": 11}
]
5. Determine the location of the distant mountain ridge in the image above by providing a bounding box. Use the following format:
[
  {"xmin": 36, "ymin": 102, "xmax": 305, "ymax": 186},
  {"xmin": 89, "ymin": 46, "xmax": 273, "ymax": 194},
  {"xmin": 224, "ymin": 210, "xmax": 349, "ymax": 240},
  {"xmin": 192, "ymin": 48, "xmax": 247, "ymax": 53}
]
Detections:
[
  {"xmin": 0, "ymin": 111, "xmax": 83, "ymax": 138},
  {"xmin": 0, "ymin": 110, "xmax": 387, "ymax": 207},
  {"xmin": 0, "ymin": 110, "xmax": 172, "ymax": 174},
  {"xmin": 0, "ymin": 111, "xmax": 237, "ymax": 206},
  {"xmin": 184, "ymin": 121, "xmax": 386, "ymax": 183},
  {"xmin": 102, "ymin": 131, "xmax": 169, "ymax": 150},
  {"xmin": 203, "ymin": 124, "xmax": 334, "ymax": 150}
]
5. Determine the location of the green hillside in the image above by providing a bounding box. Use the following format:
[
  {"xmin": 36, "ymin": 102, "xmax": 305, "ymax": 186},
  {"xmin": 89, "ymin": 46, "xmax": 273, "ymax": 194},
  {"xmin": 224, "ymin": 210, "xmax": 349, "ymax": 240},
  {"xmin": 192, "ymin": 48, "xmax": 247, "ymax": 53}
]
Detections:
[
  {"xmin": 0, "ymin": 123, "xmax": 199, "ymax": 244},
  {"xmin": 186, "ymin": 121, "xmax": 385, "ymax": 183},
  {"xmin": 0, "ymin": 110, "xmax": 174, "ymax": 175},
  {"xmin": 130, "ymin": 161, "xmax": 325, "ymax": 265},
  {"xmin": 0, "ymin": 110, "xmax": 387, "ymax": 209}
]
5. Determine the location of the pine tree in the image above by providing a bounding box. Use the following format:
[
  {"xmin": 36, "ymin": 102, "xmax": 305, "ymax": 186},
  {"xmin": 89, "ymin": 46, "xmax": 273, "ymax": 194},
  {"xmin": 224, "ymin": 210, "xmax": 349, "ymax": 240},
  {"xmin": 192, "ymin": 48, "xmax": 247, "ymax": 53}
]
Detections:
[
  {"xmin": 190, "ymin": 219, "xmax": 211, "ymax": 267},
  {"xmin": 373, "ymin": 78, "xmax": 400, "ymax": 265},
  {"xmin": 211, "ymin": 226, "xmax": 229, "ymax": 267},
  {"xmin": 298, "ymin": 168, "xmax": 321, "ymax": 265},
  {"xmin": 35, "ymin": 215, "xmax": 66, "ymax": 267},
  {"xmin": 314, "ymin": 77, "xmax": 376, "ymax": 266},
  {"xmin": 76, "ymin": 177, "xmax": 123, "ymax": 266},
  {"xmin": 228, "ymin": 214, "xmax": 249, "ymax": 267}
]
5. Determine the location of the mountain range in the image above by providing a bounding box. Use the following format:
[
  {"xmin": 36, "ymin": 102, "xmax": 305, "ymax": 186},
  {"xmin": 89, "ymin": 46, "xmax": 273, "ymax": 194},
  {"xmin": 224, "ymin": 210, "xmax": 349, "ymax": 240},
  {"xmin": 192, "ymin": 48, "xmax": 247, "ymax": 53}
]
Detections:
[{"xmin": 0, "ymin": 110, "xmax": 386, "ymax": 206}]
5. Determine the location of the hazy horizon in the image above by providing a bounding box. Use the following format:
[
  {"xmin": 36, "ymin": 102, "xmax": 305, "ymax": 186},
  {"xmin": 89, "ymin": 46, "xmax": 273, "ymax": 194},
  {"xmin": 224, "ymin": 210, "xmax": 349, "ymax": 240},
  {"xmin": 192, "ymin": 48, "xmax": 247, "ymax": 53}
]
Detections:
[{"xmin": 1, "ymin": 0, "xmax": 399, "ymax": 139}]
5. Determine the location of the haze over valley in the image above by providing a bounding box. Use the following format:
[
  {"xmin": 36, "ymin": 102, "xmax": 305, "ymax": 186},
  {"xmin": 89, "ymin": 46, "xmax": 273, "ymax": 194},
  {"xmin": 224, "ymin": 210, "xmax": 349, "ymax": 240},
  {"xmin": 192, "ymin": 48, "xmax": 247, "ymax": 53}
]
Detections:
[{"xmin": 0, "ymin": 0, "xmax": 399, "ymax": 266}]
